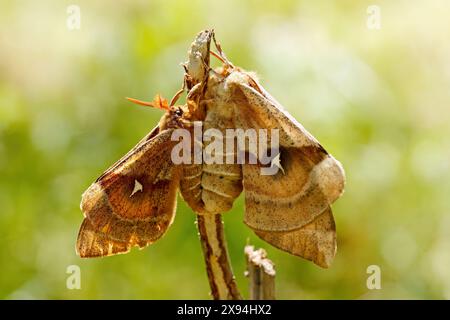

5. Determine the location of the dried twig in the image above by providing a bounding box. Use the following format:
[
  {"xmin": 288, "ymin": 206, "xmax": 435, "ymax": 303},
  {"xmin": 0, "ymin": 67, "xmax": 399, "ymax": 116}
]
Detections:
[
  {"xmin": 245, "ymin": 245, "xmax": 276, "ymax": 300},
  {"xmin": 197, "ymin": 214, "xmax": 242, "ymax": 300}
]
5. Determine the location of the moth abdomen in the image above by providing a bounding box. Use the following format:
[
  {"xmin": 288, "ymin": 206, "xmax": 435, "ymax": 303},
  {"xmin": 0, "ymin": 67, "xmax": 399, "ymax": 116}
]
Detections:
[
  {"xmin": 180, "ymin": 164, "xmax": 205, "ymax": 213},
  {"xmin": 200, "ymin": 163, "xmax": 243, "ymax": 213}
]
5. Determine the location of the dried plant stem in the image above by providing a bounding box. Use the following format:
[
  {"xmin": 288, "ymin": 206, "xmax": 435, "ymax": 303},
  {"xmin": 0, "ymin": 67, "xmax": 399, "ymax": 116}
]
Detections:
[
  {"xmin": 197, "ymin": 213, "xmax": 242, "ymax": 300},
  {"xmin": 245, "ymin": 245, "xmax": 276, "ymax": 300}
]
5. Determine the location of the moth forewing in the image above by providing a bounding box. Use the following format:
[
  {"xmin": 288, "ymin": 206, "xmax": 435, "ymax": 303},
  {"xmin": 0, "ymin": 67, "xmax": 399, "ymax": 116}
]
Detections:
[
  {"xmin": 219, "ymin": 70, "xmax": 344, "ymax": 226},
  {"xmin": 77, "ymin": 122, "xmax": 182, "ymax": 258},
  {"xmin": 203, "ymin": 66, "xmax": 344, "ymax": 267},
  {"xmin": 95, "ymin": 125, "xmax": 161, "ymax": 183},
  {"xmin": 254, "ymin": 207, "xmax": 337, "ymax": 268}
]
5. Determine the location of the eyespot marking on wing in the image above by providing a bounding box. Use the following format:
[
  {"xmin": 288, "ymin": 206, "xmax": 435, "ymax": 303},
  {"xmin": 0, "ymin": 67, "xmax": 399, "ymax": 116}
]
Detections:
[
  {"xmin": 130, "ymin": 179, "xmax": 143, "ymax": 197},
  {"xmin": 271, "ymin": 152, "xmax": 285, "ymax": 175}
]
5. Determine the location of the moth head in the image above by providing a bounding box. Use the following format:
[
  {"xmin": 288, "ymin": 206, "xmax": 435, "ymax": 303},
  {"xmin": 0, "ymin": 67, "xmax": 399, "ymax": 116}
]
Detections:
[{"xmin": 159, "ymin": 105, "xmax": 189, "ymax": 130}]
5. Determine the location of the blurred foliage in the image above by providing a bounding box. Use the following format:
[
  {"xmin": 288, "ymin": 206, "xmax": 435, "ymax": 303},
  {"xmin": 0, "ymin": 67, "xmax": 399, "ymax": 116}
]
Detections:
[{"xmin": 1, "ymin": 0, "xmax": 450, "ymax": 299}]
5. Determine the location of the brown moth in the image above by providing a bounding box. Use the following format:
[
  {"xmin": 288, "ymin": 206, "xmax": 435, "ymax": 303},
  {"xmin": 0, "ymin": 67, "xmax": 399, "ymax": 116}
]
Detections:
[{"xmin": 76, "ymin": 30, "xmax": 345, "ymax": 269}]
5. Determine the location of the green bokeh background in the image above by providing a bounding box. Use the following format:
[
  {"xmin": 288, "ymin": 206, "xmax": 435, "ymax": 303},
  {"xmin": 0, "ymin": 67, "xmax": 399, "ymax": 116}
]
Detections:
[{"xmin": 1, "ymin": 0, "xmax": 450, "ymax": 299}]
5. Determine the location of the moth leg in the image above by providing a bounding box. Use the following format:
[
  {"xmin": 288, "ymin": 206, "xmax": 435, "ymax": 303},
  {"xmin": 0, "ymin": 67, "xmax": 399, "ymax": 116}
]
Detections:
[
  {"xmin": 185, "ymin": 83, "xmax": 203, "ymax": 114},
  {"xmin": 200, "ymin": 56, "xmax": 224, "ymax": 80},
  {"xmin": 170, "ymin": 80, "xmax": 186, "ymax": 106},
  {"xmin": 210, "ymin": 50, "xmax": 226, "ymax": 63},
  {"xmin": 187, "ymin": 82, "xmax": 203, "ymax": 100},
  {"xmin": 212, "ymin": 32, "xmax": 234, "ymax": 68}
]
